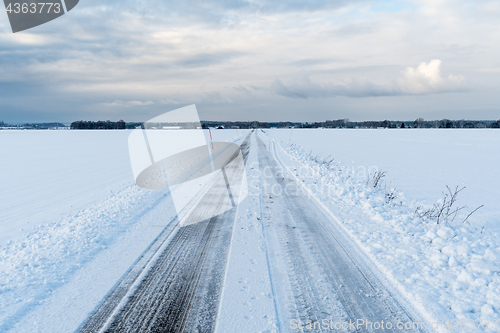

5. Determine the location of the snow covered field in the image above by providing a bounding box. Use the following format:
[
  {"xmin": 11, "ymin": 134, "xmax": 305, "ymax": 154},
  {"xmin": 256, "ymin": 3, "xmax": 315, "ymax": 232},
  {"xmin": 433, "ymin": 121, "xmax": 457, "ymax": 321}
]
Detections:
[
  {"xmin": 268, "ymin": 128, "xmax": 500, "ymax": 230},
  {"xmin": 0, "ymin": 130, "xmax": 134, "ymax": 245},
  {"xmin": 1, "ymin": 128, "xmax": 499, "ymax": 332}
]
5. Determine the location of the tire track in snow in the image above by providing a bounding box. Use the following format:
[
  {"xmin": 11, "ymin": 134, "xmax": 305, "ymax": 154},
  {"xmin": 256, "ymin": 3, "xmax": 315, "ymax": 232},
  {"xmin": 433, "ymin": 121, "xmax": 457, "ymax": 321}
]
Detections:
[
  {"xmin": 78, "ymin": 135, "xmax": 251, "ymax": 333},
  {"xmin": 257, "ymin": 131, "xmax": 283, "ymax": 333},
  {"xmin": 256, "ymin": 132, "xmax": 426, "ymax": 333}
]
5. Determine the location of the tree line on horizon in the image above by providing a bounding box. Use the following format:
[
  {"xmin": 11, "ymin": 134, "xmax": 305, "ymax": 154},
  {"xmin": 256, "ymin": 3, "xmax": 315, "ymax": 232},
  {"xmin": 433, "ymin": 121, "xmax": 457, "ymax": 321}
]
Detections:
[
  {"xmin": 2, "ymin": 118, "xmax": 500, "ymax": 130},
  {"xmin": 70, "ymin": 120, "xmax": 126, "ymax": 130},
  {"xmin": 201, "ymin": 118, "xmax": 500, "ymax": 129},
  {"xmin": 0, "ymin": 121, "xmax": 66, "ymax": 129}
]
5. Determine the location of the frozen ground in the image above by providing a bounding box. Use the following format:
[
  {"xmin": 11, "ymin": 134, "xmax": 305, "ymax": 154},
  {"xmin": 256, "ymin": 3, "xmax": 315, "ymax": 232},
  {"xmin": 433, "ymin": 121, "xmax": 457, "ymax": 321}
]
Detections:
[{"xmin": 0, "ymin": 130, "xmax": 134, "ymax": 245}]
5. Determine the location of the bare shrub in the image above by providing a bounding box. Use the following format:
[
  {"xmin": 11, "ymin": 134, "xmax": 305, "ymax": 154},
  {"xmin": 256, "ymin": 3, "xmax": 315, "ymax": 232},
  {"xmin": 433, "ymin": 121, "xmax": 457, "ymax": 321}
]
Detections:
[
  {"xmin": 462, "ymin": 204, "xmax": 484, "ymax": 225},
  {"xmin": 321, "ymin": 155, "xmax": 335, "ymax": 168},
  {"xmin": 416, "ymin": 185, "xmax": 484, "ymax": 225},
  {"xmin": 367, "ymin": 170, "xmax": 386, "ymax": 188},
  {"xmin": 385, "ymin": 188, "xmax": 397, "ymax": 204},
  {"xmin": 308, "ymin": 152, "xmax": 335, "ymax": 169}
]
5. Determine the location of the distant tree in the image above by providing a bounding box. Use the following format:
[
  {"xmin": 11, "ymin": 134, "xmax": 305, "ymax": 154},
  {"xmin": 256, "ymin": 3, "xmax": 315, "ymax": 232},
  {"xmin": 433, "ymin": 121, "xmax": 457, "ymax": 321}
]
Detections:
[
  {"xmin": 300, "ymin": 122, "xmax": 315, "ymax": 128},
  {"xmin": 117, "ymin": 120, "xmax": 126, "ymax": 129},
  {"xmin": 71, "ymin": 120, "xmax": 127, "ymax": 130},
  {"xmin": 277, "ymin": 121, "xmax": 293, "ymax": 128},
  {"xmin": 438, "ymin": 119, "xmax": 454, "ymax": 128},
  {"xmin": 455, "ymin": 120, "xmax": 465, "ymax": 128},
  {"xmin": 361, "ymin": 121, "xmax": 376, "ymax": 129},
  {"xmin": 0, "ymin": 121, "xmax": 5, "ymax": 127},
  {"xmin": 400, "ymin": 122, "xmax": 405, "ymax": 128},
  {"xmin": 379, "ymin": 120, "xmax": 390, "ymax": 128},
  {"xmin": 324, "ymin": 119, "xmax": 348, "ymax": 128},
  {"xmin": 413, "ymin": 118, "xmax": 425, "ymax": 128},
  {"xmin": 491, "ymin": 120, "xmax": 500, "ymax": 128}
]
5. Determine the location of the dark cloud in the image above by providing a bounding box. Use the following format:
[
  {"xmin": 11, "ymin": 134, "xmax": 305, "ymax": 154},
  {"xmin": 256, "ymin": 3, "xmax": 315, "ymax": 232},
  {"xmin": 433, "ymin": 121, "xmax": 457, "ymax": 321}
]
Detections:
[
  {"xmin": 72, "ymin": 0, "xmax": 357, "ymax": 29},
  {"xmin": 250, "ymin": 0, "xmax": 357, "ymax": 13},
  {"xmin": 271, "ymin": 62, "xmax": 468, "ymax": 99},
  {"xmin": 288, "ymin": 58, "xmax": 337, "ymax": 67},
  {"xmin": 175, "ymin": 51, "xmax": 247, "ymax": 68},
  {"xmin": 271, "ymin": 77, "xmax": 400, "ymax": 99},
  {"xmin": 130, "ymin": 0, "xmax": 356, "ymax": 16}
]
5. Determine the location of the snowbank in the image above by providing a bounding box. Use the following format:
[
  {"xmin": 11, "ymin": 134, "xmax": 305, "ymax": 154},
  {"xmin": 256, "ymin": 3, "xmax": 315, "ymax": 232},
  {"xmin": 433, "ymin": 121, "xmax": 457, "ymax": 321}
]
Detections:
[{"xmin": 271, "ymin": 135, "xmax": 500, "ymax": 332}]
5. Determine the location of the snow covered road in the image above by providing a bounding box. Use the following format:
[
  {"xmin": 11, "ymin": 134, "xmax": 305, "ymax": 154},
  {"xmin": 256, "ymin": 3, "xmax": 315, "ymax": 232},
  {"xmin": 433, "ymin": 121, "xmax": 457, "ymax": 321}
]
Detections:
[
  {"xmin": 78, "ymin": 135, "xmax": 251, "ymax": 333},
  {"xmin": 76, "ymin": 131, "xmax": 425, "ymax": 332},
  {"xmin": 254, "ymin": 132, "xmax": 424, "ymax": 332}
]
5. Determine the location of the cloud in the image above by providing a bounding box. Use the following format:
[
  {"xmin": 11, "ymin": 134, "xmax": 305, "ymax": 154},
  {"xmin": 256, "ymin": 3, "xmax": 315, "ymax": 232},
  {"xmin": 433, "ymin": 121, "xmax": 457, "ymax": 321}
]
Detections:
[
  {"xmin": 272, "ymin": 60, "xmax": 466, "ymax": 99},
  {"xmin": 1, "ymin": 0, "xmax": 495, "ymax": 122},
  {"xmin": 102, "ymin": 100, "xmax": 154, "ymax": 107},
  {"xmin": 175, "ymin": 51, "xmax": 247, "ymax": 68},
  {"xmin": 288, "ymin": 58, "xmax": 337, "ymax": 67},
  {"xmin": 397, "ymin": 59, "xmax": 466, "ymax": 94},
  {"xmin": 160, "ymin": 99, "xmax": 181, "ymax": 105},
  {"xmin": 143, "ymin": 0, "xmax": 358, "ymax": 19},
  {"xmin": 250, "ymin": 0, "xmax": 359, "ymax": 13},
  {"xmin": 272, "ymin": 77, "xmax": 399, "ymax": 99},
  {"xmin": 202, "ymin": 91, "xmax": 232, "ymax": 104}
]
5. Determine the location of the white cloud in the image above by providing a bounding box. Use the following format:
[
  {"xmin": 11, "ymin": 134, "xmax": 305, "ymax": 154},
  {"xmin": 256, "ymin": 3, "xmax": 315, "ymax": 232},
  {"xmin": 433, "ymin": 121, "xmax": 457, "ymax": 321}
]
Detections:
[
  {"xmin": 102, "ymin": 100, "xmax": 154, "ymax": 107},
  {"xmin": 272, "ymin": 60, "xmax": 466, "ymax": 99},
  {"xmin": 160, "ymin": 99, "xmax": 181, "ymax": 105},
  {"xmin": 0, "ymin": 32, "xmax": 59, "ymax": 46},
  {"xmin": 202, "ymin": 91, "xmax": 233, "ymax": 104},
  {"xmin": 272, "ymin": 77, "xmax": 398, "ymax": 99},
  {"xmin": 397, "ymin": 59, "xmax": 466, "ymax": 94}
]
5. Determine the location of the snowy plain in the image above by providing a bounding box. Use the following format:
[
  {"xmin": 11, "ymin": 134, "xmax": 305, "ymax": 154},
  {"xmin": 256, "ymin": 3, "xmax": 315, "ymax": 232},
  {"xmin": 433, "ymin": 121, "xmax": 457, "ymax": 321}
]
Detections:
[
  {"xmin": 0, "ymin": 130, "xmax": 134, "ymax": 245},
  {"xmin": 268, "ymin": 128, "xmax": 500, "ymax": 231},
  {"xmin": 1, "ymin": 128, "xmax": 499, "ymax": 332}
]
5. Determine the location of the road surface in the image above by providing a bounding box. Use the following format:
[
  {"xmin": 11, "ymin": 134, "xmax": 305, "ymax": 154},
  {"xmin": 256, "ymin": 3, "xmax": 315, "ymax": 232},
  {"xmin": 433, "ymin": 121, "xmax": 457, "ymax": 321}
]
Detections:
[{"xmin": 78, "ymin": 131, "xmax": 425, "ymax": 333}]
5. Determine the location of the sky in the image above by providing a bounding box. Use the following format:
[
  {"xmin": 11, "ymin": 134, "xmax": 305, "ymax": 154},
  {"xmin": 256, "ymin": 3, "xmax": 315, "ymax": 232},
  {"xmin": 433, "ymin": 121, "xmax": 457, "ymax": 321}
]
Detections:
[{"xmin": 0, "ymin": 0, "xmax": 499, "ymax": 122}]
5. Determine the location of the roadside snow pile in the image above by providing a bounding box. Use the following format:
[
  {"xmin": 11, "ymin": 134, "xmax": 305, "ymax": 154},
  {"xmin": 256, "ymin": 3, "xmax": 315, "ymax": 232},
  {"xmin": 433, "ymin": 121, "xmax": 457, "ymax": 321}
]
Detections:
[
  {"xmin": 274, "ymin": 139, "xmax": 500, "ymax": 331},
  {"xmin": 0, "ymin": 186, "xmax": 165, "ymax": 331}
]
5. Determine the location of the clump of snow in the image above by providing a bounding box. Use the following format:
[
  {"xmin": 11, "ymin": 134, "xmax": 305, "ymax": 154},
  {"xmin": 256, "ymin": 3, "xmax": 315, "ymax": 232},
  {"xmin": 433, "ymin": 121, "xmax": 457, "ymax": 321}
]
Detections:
[
  {"xmin": 471, "ymin": 259, "xmax": 500, "ymax": 275},
  {"xmin": 271, "ymin": 137, "xmax": 500, "ymax": 331},
  {"xmin": 484, "ymin": 248, "xmax": 500, "ymax": 262},
  {"xmin": 437, "ymin": 227, "xmax": 455, "ymax": 239},
  {"xmin": 457, "ymin": 270, "xmax": 475, "ymax": 284}
]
